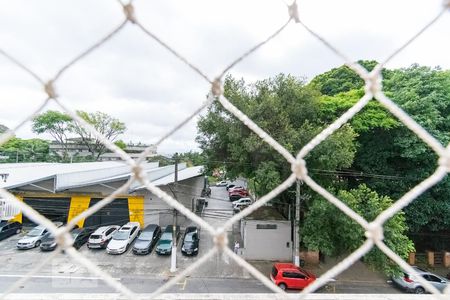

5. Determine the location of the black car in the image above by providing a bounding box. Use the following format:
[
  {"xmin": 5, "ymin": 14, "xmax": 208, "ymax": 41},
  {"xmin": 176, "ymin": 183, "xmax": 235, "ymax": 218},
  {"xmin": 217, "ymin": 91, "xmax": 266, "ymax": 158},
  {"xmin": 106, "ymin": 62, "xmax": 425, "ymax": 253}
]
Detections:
[
  {"xmin": 40, "ymin": 232, "xmax": 57, "ymax": 251},
  {"xmin": 181, "ymin": 226, "xmax": 200, "ymax": 256},
  {"xmin": 71, "ymin": 227, "xmax": 95, "ymax": 249},
  {"xmin": 0, "ymin": 221, "xmax": 22, "ymax": 241},
  {"xmin": 132, "ymin": 224, "xmax": 161, "ymax": 255}
]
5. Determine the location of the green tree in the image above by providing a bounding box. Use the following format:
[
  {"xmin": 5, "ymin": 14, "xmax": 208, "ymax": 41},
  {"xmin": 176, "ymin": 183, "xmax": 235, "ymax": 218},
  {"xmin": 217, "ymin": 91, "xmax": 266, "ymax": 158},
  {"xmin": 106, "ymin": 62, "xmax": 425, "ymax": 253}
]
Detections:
[
  {"xmin": 303, "ymin": 184, "xmax": 414, "ymax": 276},
  {"xmin": 177, "ymin": 151, "xmax": 206, "ymax": 167},
  {"xmin": 197, "ymin": 74, "xmax": 357, "ymax": 201},
  {"xmin": 32, "ymin": 110, "xmax": 73, "ymax": 160},
  {"xmin": 71, "ymin": 111, "xmax": 126, "ymax": 160},
  {"xmin": 0, "ymin": 138, "xmax": 49, "ymax": 162},
  {"xmin": 114, "ymin": 140, "xmax": 127, "ymax": 150},
  {"xmin": 313, "ymin": 64, "xmax": 450, "ymax": 232}
]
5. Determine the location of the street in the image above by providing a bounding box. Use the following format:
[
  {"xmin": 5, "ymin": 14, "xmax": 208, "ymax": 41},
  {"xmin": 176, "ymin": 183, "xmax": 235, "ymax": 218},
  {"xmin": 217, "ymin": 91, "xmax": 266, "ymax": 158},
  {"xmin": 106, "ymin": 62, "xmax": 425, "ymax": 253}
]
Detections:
[{"xmin": 0, "ymin": 184, "xmax": 400, "ymax": 294}]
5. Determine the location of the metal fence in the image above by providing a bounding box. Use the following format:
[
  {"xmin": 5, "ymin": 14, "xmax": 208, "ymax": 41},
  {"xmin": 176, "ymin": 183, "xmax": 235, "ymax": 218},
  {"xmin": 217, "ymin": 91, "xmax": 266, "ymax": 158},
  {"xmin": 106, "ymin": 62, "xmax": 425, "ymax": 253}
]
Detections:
[{"xmin": 0, "ymin": 0, "xmax": 449, "ymax": 299}]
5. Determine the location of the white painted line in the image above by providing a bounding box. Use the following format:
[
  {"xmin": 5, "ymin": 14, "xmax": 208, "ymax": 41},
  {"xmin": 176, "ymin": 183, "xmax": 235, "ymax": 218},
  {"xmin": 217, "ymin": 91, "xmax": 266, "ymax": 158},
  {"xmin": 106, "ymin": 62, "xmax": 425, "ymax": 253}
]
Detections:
[{"xmin": 0, "ymin": 274, "xmax": 121, "ymax": 281}]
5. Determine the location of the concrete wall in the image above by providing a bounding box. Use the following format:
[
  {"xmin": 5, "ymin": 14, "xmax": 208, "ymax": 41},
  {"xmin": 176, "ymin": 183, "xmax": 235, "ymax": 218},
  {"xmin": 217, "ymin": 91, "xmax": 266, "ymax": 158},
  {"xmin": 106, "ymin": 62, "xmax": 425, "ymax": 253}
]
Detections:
[
  {"xmin": 142, "ymin": 175, "xmax": 205, "ymax": 229},
  {"xmin": 240, "ymin": 219, "xmax": 292, "ymax": 260}
]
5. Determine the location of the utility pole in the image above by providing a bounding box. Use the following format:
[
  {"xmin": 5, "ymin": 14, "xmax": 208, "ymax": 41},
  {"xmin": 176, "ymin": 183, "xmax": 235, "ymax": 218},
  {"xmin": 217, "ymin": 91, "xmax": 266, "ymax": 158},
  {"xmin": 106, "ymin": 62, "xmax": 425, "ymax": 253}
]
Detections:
[
  {"xmin": 294, "ymin": 179, "xmax": 301, "ymax": 267},
  {"xmin": 170, "ymin": 152, "xmax": 179, "ymax": 273}
]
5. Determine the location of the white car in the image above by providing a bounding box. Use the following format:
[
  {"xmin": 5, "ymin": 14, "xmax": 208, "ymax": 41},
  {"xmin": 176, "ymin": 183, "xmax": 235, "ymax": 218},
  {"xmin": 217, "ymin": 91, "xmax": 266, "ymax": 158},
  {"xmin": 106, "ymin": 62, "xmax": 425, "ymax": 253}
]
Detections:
[
  {"xmin": 16, "ymin": 222, "xmax": 63, "ymax": 249},
  {"xmin": 88, "ymin": 225, "xmax": 120, "ymax": 249},
  {"xmin": 216, "ymin": 181, "xmax": 228, "ymax": 186},
  {"xmin": 233, "ymin": 202, "xmax": 251, "ymax": 212},
  {"xmin": 233, "ymin": 197, "xmax": 253, "ymax": 207},
  {"xmin": 106, "ymin": 222, "xmax": 140, "ymax": 254}
]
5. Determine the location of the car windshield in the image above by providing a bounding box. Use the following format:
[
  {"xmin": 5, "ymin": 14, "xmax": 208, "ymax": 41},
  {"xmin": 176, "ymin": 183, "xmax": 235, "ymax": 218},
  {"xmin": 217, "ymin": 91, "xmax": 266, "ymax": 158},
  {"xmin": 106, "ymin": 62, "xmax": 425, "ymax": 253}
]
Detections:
[
  {"xmin": 139, "ymin": 232, "xmax": 153, "ymax": 241},
  {"xmin": 184, "ymin": 233, "xmax": 195, "ymax": 242},
  {"xmin": 90, "ymin": 234, "xmax": 101, "ymax": 239},
  {"xmin": 160, "ymin": 233, "xmax": 172, "ymax": 240},
  {"xmin": 27, "ymin": 228, "xmax": 43, "ymax": 237},
  {"xmin": 113, "ymin": 231, "xmax": 129, "ymax": 240}
]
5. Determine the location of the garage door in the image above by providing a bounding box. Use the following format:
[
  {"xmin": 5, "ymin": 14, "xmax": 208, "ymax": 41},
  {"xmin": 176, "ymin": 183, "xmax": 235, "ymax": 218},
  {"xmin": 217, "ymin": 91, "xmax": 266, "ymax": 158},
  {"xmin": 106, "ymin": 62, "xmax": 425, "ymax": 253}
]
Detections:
[
  {"xmin": 83, "ymin": 198, "xmax": 129, "ymax": 229},
  {"xmin": 22, "ymin": 197, "xmax": 71, "ymax": 225}
]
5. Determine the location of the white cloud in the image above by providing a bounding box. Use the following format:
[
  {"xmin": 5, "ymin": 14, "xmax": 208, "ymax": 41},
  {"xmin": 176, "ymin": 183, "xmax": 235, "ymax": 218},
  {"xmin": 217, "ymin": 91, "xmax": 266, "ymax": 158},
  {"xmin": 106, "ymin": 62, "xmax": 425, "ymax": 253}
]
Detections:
[{"xmin": 0, "ymin": 0, "xmax": 448, "ymax": 154}]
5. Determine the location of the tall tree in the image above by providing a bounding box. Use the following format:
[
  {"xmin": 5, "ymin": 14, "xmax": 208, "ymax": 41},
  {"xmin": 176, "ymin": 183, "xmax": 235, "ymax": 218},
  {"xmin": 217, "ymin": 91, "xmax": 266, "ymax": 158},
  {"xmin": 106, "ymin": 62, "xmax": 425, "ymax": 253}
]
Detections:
[
  {"xmin": 0, "ymin": 138, "xmax": 49, "ymax": 162},
  {"xmin": 303, "ymin": 185, "xmax": 414, "ymax": 276},
  {"xmin": 32, "ymin": 110, "xmax": 73, "ymax": 160},
  {"xmin": 313, "ymin": 64, "xmax": 450, "ymax": 232},
  {"xmin": 197, "ymin": 74, "xmax": 357, "ymax": 201}
]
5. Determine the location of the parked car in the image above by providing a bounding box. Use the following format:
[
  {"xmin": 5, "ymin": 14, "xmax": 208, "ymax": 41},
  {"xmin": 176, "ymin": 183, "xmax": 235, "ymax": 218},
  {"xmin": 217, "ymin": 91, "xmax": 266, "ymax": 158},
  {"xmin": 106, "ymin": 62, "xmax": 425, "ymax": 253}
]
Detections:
[
  {"xmin": 0, "ymin": 221, "xmax": 22, "ymax": 241},
  {"xmin": 233, "ymin": 202, "xmax": 250, "ymax": 212},
  {"xmin": 106, "ymin": 222, "xmax": 140, "ymax": 254},
  {"xmin": 392, "ymin": 266, "xmax": 449, "ymax": 293},
  {"xmin": 181, "ymin": 226, "xmax": 200, "ymax": 256},
  {"xmin": 232, "ymin": 197, "xmax": 253, "ymax": 206},
  {"xmin": 71, "ymin": 227, "xmax": 96, "ymax": 249},
  {"xmin": 40, "ymin": 232, "xmax": 57, "ymax": 251},
  {"xmin": 155, "ymin": 225, "xmax": 180, "ymax": 255},
  {"xmin": 229, "ymin": 189, "xmax": 249, "ymax": 201},
  {"xmin": 270, "ymin": 263, "xmax": 316, "ymax": 290},
  {"xmin": 132, "ymin": 224, "xmax": 161, "ymax": 255},
  {"xmin": 16, "ymin": 222, "xmax": 63, "ymax": 250},
  {"xmin": 216, "ymin": 181, "xmax": 228, "ymax": 186},
  {"xmin": 228, "ymin": 186, "xmax": 245, "ymax": 194},
  {"xmin": 226, "ymin": 183, "xmax": 236, "ymax": 190},
  {"xmin": 88, "ymin": 225, "xmax": 120, "ymax": 249}
]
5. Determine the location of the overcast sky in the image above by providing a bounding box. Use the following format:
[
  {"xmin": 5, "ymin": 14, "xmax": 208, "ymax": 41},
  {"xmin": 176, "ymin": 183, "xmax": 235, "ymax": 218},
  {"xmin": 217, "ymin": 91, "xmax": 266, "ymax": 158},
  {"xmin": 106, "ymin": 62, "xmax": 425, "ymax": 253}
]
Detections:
[{"xmin": 0, "ymin": 0, "xmax": 448, "ymax": 155}]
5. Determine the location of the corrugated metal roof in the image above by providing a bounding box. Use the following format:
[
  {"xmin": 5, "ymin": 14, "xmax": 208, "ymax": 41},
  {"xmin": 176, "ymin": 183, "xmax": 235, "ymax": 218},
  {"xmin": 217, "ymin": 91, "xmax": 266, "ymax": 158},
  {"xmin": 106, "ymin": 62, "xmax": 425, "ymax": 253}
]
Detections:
[{"xmin": 0, "ymin": 162, "xmax": 204, "ymax": 192}]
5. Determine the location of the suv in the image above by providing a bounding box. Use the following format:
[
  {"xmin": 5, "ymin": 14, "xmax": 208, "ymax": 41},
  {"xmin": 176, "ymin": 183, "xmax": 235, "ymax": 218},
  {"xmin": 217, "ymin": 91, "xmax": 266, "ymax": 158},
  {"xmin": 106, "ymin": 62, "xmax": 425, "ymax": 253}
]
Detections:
[
  {"xmin": 270, "ymin": 263, "xmax": 316, "ymax": 290},
  {"xmin": 88, "ymin": 225, "xmax": 120, "ymax": 249},
  {"xmin": 392, "ymin": 266, "xmax": 449, "ymax": 293},
  {"xmin": 0, "ymin": 221, "xmax": 22, "ymax": 241},
  {"xmin": 229, "ymin": 189, "xmax": 249, "ymax": 201},
  {"xmin": 132, "ymin": 224, "xmax": 161, "ymax": 255},
  {"xmin": 107, "ymin": 222, "xmax": 140, "ymax": 254},
  {"xmin": 232, "ymin": 197, "xmax": 252, "ymax": 206}
]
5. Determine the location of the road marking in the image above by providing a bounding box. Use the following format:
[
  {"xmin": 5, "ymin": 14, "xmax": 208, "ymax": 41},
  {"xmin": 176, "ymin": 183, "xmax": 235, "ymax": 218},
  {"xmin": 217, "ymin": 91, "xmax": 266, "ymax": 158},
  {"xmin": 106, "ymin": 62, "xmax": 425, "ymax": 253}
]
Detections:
[
  {"xmin": 0, "ymin": 274, "xmax": 121, "ymax": 281},
  {"xmin": 176, "ymin": 278, "xmax": 187, "ymax": 290}
]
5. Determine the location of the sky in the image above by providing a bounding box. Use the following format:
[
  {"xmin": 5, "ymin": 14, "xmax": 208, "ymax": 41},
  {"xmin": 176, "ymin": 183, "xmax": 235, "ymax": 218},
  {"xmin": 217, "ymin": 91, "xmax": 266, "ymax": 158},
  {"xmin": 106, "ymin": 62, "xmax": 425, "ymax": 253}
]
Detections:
[{"xmin": 0, "ymin": 0, "xmax": 448, "ymax": 155}]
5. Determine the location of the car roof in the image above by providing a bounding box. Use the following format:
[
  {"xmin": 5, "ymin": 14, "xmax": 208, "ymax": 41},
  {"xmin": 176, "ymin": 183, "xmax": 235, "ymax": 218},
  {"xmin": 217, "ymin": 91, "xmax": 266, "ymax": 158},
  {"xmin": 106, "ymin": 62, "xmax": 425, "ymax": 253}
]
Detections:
[{"xmin": 142, "ymin": 224, "xmax": 159, "ymax": 232}]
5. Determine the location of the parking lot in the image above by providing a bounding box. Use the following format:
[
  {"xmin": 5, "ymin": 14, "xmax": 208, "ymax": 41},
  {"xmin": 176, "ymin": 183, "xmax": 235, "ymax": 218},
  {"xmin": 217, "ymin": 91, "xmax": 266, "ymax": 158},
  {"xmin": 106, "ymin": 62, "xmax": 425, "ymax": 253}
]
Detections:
[{"xmin": 0, "ymin": 186, "xmax": 249, "ymax": 281}]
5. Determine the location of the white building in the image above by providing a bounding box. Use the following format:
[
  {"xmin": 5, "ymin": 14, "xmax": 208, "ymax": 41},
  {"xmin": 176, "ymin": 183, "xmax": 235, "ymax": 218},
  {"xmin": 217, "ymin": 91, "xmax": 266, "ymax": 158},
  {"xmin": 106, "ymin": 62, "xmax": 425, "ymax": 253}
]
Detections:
[{"xmin": 240, "ymin": 206, "xmax": 292, "ymax": 260}]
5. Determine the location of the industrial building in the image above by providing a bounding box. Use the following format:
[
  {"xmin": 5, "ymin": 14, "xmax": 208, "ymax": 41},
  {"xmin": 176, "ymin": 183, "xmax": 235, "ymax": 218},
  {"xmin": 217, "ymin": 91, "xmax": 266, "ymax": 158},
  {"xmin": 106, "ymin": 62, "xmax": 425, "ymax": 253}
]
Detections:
[{"xmin": 0, "ymin": 161, "xmax": 206, "ymax": 229}]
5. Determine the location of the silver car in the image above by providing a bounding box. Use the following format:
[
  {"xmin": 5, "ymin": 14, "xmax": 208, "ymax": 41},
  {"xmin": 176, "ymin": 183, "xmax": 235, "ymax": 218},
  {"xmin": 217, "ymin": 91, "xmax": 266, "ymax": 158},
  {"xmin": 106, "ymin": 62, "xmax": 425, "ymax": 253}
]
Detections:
[
  {"xmin": 392, "ymin": 266, "xmax": 449, "ymax": 293},
  {"xmin": 17, "ymin": 222, "xmax": 63, "ymax": 250}
]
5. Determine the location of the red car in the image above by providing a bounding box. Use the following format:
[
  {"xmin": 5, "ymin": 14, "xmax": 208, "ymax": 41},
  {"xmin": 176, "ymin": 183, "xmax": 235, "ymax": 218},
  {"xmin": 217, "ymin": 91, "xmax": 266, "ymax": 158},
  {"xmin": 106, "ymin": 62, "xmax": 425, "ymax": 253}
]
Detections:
[
  {"xmin": 270, "ymin": 263, "xmax": 316, "ymax": 290},
  {"xmin": 229, "ymin": 189, "xmax": 249, "ymax": 201}
]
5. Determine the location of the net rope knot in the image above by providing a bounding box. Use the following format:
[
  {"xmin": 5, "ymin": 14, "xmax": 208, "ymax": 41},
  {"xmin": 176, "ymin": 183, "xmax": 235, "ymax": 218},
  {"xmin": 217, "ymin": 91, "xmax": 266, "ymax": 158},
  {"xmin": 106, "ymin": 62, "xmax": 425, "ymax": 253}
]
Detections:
[
  {"xmin": 365, "ymin": 223, "xmax": 384, "ymax": 243},
  {"xmin": 44, "ymin": 80, "xmax": 57, "ymax": 99},
  {"xmin": 211, "ymin": 78, "xmax": 223, "ymax": 97},
  {"xmin": 56, "ymin": 228, "xmax": 74, "ymax": 250},
  {"xmin": 288, "ymin": 1, "xmax": 300, "ymax": 23},
  {"xmin": 123, "ymin": 3, "xmax": 137, "ymax": 24},
  {"xmin": 291, "ymin": 159, "xmax": 307, "ymax": 180},
  {"xmin": 364, "ymin": 69, "xmax": 383, "ymax": 96},
  {"xmin": 213, "ymin": 231, "xmax": 228, "ymax": 251}
]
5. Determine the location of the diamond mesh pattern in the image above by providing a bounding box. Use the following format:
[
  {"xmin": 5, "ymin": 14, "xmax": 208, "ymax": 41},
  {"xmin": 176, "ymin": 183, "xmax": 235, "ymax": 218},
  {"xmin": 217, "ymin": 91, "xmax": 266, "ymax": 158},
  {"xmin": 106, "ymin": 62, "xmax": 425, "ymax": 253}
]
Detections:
[{"xmin": 0, "ymin": 1, "xmax": 449, "ymax": 299}]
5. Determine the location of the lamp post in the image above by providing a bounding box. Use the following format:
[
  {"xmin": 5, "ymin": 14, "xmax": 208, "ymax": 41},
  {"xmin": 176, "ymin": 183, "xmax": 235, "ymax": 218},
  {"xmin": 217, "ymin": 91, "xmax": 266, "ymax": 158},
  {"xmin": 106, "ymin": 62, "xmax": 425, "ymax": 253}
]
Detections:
[{"xmin": 170, "ymin": 153, "xmax": 179, "ymax": 273}]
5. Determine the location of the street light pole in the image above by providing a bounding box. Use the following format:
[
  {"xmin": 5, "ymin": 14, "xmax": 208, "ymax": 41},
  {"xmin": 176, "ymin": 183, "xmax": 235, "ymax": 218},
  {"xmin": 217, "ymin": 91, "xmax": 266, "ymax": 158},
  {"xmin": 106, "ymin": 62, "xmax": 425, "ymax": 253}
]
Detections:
[
  {"xmin": 294, "ymin": 179, "xmax": 301, "ymax": 267},
  {"xmin": 170, "ymin": 153, "xmax": 179, "ymax": 273}
]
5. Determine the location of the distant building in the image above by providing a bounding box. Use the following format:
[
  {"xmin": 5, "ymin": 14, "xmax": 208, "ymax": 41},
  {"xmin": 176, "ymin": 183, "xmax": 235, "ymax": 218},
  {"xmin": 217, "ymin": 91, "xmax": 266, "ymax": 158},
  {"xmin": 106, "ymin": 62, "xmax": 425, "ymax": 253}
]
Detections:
[
  {"xmin": 240, "ymin": 206, "xmax": 292, "ymax": 260},
  {"xmin": 49, "ymin": 139, "xmax": 157, "ymax": 161}
]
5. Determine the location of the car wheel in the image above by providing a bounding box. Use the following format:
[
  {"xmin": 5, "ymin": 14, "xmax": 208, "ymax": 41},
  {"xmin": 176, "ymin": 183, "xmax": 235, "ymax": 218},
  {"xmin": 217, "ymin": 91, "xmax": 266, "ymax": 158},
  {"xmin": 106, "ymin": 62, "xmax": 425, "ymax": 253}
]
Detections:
[
  {"xmin": 278, "ymin": 283, "xmax": 287, "ymax": 291},
  {"xmin": 414, "ymin": 287, "xmax": 425, "ymax": 294},
  {"xmin": 35, "ymin": 241, "xmax": 41, "ymax": 248},
  {"xmin": 16, "ymin": 228, "xmax": 21, "ymax": 234}
]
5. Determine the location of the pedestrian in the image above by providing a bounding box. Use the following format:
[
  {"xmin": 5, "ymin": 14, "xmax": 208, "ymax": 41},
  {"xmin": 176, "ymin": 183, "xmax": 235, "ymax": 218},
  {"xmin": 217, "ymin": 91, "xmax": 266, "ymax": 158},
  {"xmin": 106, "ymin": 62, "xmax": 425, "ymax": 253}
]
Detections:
[{"xmin": 234, "ymin": 240, "xmax": 240, "ymax": 254}]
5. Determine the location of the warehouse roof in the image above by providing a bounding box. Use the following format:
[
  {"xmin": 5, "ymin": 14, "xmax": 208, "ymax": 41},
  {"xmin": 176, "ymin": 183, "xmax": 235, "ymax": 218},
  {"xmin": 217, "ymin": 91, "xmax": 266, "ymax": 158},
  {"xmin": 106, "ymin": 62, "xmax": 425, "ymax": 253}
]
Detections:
[{"xmin": 0, "ymin": 161, "xmax": 204, "ymax": 192}]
